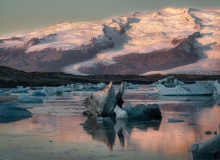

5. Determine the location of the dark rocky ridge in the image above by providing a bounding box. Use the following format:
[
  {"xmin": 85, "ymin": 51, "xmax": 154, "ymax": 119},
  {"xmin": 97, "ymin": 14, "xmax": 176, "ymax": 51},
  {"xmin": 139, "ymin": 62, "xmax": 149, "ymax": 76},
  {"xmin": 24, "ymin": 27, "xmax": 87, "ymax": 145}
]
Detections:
[
  {"xmin": 0, "ymin": 66, "xmax": 219, "ymax": 88},
  {"xmin": 79, "ymin": 32, "xmax": 201, "ymax": 75}
]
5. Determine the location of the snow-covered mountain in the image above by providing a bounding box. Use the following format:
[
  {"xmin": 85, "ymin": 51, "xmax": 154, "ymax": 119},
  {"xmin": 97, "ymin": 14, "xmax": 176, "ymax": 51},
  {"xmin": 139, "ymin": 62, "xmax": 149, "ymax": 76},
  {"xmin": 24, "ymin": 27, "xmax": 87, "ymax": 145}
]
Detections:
[{"xmin": 0, "ymin": 8, "xmax": 220, "ymax": 75}]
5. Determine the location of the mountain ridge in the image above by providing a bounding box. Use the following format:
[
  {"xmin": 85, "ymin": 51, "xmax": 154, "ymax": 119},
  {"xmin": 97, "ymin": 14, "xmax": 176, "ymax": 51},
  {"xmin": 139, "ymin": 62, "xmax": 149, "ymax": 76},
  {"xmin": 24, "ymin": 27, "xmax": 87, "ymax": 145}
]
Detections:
[{"xmin": 0, "ymin": 7, "xmax": 220, "ymax": 75}]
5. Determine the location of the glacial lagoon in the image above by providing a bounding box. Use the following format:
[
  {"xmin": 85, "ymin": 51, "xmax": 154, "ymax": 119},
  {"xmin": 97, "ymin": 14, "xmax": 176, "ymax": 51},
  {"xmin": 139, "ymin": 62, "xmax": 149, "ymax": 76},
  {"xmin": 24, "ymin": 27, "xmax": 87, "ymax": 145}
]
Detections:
[{"xmin": 0, "ymin": 85, "xmax": 219, "ymax": 160}]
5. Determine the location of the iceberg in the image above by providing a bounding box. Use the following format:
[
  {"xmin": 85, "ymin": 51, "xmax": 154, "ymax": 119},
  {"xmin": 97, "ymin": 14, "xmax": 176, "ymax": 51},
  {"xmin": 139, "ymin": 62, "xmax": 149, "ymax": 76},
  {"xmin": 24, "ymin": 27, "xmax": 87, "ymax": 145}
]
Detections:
[
  {"xmin": 17, "ymin": 93, "xmax": 43, "ymax": 103},
  {"xmin": 0, "ymin": 105, "xmax": 33, "ymax": 117},
  {"xmin": 214, "ymin": 80, "xmax": 220, "ymax": 95},
  {"xmin": 150, "ymin": 76, "xmax": 184, "ymax": 87},
  {"xmin": 124, "ymin": 82, "xmax": 138, "ymax": 89},
  {"xmin": 190, "ymin": 134, "xmax": 220, "ymax": 160},
  {"xmin": 114, "ymin": 105, "xmax": 128, "ymax": 119},
  {"xmin": 70, "ymin": 82, "xmax": 107, "ymax": 91},
  {"xmin": 0, "ymin": 92, "xmax": 9, "ymax": 96},
  {"xmin": 114, "ymin": 102, "xmax": 162, "ymax": 120},
  {"xmin": 53, "ymin": 88, "xmax": 63, "ymax": 95},
  {"xmin": 9, "ymin": 86, "xmax": 31, "ymax": 93},
  {"xmin": 96, "ymin": 82, "xmax": 106, "ymax": 90},
  {"xmin": 83, "ymin": 82, "xmax": 125, "ymax": 116},
  {"xmin": 158, "ymin": 80, "xmax": 220, "ymax": 96},
  {"xmin": 83, "ymin": 81, "xmax": 116, "ymax": 116},
  {"xmin": 30, "ymin": 87, "xmax": 54, "ymax": 96}
]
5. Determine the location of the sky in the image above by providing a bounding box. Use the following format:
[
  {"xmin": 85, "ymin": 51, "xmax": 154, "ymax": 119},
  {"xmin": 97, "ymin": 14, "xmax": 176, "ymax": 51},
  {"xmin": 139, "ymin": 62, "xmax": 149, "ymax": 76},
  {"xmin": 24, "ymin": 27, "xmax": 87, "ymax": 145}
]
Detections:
[{"xmin": 0, "ymin": 0, "xmax": 220, "ymax": 36}]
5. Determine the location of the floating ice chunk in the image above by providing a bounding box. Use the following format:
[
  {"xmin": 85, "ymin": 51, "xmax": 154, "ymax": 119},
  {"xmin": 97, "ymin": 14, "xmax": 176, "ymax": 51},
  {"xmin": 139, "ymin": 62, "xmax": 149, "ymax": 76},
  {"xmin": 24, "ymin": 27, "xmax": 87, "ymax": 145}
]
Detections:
[
  {"xmin": 158, "ymin": 81, "xmax": 218, "ymax": 96},
  {"xmin": 168, "ymin": 118, "xmax": 184, "ymax": 123},
  {"xmin": 73, "ymin": 83, "xmax": 84, "ymax": 90},
  {"xmin": 53, "ymin": 86, "xmax": 71, "ymax": 93},
  {"xmin": 123, "ymin": 103, "xmax": 162, "ymax": 120},
  {"xmin": 214, "ymin": 80, "xmax": 220, "ymax": 95},
  {"xmin": 124, "ymin": 82, "xmax": 138, "ymax": 89},
  {"xmin": 0, "ymin": 93, "xmax": 9, "ymax": 96},
  {"xmin": 62, "ymin": 87, "xmax": 72, "ymax": 92},
  {"xmin": 18, "ymin": 93, "xmax": 43, "ymax": 103},
  {"xmin": 97, "ymin": 82, "xmax": 106, "ymax": 90},
  {"xmin": 146, "ymin": 92, "xmax": 159, "ymax": 97},
  {"xmin": 83, "ymin": 81, "xmax": 116, "ymax": 116},
  {"xmin": 30, "ymin": 87, "xmax": 54, "ymax": 96},
  {"xmin": 30, "ymin": 90, "xmax": 47, "ymax": 96},
  {"xmin": 0, "ymin": 105, "xmax": 33, "ymax": 117},
  {"xmin": 151, "ymin": 76, "xmax": 184, "ymax": 87},
  {"xmin": 190, "ymin": 134, "xmax": 220, "ymax": 158},
  {"xmin": 204, "ymin": 130, "xmax": 212, "ymax": 135},
  {"xmin": 10, "ymin": 86, "xmax": 31, "ymax": 93},
  {"xmin": 114, "ymin": 105, "xmax": 128, "ymax": 119},
  {"xmin": 178, "ymin": 113, "xmax": 189, "ymax": 117},
  {"xmin": 113, "ymin": 102, "xmax": 162, "ymax": 120},
  {"xmin": 54, "ymin": 89, "xmax": 63, "ymax": 95}
]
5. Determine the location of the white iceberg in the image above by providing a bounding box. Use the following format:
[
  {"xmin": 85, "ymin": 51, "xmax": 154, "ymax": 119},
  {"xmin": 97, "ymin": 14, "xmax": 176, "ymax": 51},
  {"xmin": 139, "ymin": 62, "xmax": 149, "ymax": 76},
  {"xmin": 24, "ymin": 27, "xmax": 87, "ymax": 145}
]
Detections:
[
  {"xmin": 150, "ymin": 76, "xmax": 184, "ymax": 87},
  {"xmin": 83, "ymin": 81, "xmax": 116, "ymax": 116},
  {"xmin": 18, "ymin": 93, "xmax": 43, "ymax": 103},
  {"xmin": 158, "ymin": 80, "xmax": 220, "ymax": 96},
  {"xmin": 114, "ymin": 105, "xmax": 128, "ymax": 119}
]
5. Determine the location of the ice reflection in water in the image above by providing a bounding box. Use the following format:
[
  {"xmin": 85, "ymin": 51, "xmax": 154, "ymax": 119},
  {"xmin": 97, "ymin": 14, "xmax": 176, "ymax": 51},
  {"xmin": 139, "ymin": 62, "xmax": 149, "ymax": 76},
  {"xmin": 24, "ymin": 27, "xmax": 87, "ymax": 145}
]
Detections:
[
  {"xmin": 82, "ymin": 116, "xmax": 161, "ymax": 150},
  {"xmin": 0, "ymin": 86, "xmax": 219, "ymax": 160}
]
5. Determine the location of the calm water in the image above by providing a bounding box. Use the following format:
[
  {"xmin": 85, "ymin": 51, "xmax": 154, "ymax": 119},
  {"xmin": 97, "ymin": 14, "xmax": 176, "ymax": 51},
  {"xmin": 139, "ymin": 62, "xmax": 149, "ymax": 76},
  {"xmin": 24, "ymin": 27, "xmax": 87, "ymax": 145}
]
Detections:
[{"xmin": 0, "ymin": 85, "xmax": 219, "ymax": 160}]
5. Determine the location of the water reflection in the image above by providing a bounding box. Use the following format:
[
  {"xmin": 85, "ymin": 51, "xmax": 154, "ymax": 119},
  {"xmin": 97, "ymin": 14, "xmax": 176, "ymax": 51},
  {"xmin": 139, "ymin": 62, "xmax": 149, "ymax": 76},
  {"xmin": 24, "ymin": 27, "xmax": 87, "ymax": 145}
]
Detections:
[
  {"xmin": 82, "ymin": 116, "xmax": 116, "ymax": 150},
  {"xmin": 0, "ymin": 116, "xmax": 31, "ymax": 123},
  {"xmin": 82, "ymin": 116, "xmax": 161, "ymax": 150},
  {"xmin": 192, "ymin": 151, "xmax": 220, "ymax": 160},
  {"xmin": 0, "ymin": 91, "xmax": 220, "ymax": 159}
]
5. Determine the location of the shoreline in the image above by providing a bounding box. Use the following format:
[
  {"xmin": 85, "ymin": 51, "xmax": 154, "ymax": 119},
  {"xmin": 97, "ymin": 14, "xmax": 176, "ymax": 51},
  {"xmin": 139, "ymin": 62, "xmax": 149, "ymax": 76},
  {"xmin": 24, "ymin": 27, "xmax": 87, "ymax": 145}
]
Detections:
[{"xmin": 0, "ymin": 66, "xmax": 220, "ymax": 88}]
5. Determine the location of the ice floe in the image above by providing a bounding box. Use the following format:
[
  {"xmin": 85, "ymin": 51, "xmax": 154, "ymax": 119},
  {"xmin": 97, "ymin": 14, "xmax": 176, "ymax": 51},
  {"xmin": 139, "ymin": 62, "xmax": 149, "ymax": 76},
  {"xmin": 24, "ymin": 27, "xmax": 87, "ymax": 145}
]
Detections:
[
  {"xmin": 9, "ymin": 86, "xmax": 31, "ymax": 93},
  {"xmin": 30, "ymin": 87, "xmax": 54, "ymax": 96},
  {"xmin": 17, "ymin": 93, "xmax": 43, "ymax": 103}
]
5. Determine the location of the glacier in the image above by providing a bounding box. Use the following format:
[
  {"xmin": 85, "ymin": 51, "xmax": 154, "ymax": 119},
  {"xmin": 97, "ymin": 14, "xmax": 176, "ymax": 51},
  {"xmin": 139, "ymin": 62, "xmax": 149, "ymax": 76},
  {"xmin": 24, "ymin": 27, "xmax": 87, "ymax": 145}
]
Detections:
[{"xmin": 0, "ymin": 8, "xmax": 220, "ymax": 75}]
